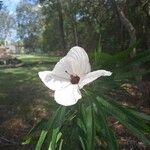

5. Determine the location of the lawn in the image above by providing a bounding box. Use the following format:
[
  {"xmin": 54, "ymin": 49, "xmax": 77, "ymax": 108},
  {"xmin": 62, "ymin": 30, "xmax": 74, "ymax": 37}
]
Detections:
[{"xmin": 0, "ymin": 54, "xmax": 60, "ymax": 148}]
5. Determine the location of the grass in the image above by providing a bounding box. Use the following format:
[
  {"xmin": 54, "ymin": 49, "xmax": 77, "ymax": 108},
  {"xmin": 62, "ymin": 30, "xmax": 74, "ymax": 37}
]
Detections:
[
  {"xmin": 15, "ymin": 54, "xmax": 60, "ymax": 64},
  {"xmin": 0, "ymin": 54, "xmax": 60, "ymax": 103},
  {"xmin": 0, "ymin": 54, "xmax": 60, "ymax": 142}
]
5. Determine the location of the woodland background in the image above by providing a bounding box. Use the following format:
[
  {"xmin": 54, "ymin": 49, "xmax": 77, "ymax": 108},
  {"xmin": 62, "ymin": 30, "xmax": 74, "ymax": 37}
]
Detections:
[{"xmin": 0, "ymin": 0, "xmax": 150, "ymax": 150}]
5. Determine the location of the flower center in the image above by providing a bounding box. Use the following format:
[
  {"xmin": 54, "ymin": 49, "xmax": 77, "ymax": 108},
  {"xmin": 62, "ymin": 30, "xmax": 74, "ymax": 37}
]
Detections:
[
  {"xmin": 65, "ymin": 71, "xmax": 80, "ymax": 84},
  {"xmin": 70, "ymin": 75, "xmax": 80, "ymax": 84}
]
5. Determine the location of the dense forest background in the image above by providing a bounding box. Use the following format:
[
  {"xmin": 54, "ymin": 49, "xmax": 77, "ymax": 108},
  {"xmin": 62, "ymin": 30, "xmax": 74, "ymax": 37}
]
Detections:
[{"xmin": 0, "ymin": 0, "xmax": 149, "ymax": 54}]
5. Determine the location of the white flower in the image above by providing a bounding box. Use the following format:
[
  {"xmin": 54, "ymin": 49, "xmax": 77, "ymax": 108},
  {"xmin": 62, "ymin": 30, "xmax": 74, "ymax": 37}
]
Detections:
[{"xmin": 38, "ymin": 46, "xmax": 112, "ymax": 106}]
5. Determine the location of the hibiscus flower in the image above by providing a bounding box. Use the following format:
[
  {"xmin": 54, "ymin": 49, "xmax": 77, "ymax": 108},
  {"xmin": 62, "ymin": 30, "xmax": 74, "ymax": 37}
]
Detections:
[{"xmin": 38, "ymin": 46, "xmax": 112, "ymax": 106}]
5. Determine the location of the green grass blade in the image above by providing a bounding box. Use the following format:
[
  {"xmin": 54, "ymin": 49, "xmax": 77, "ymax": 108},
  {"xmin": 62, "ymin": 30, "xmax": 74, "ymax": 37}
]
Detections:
[{"xmin": 35, "ymin": 130, "xmax": 48, "ymax": 150}]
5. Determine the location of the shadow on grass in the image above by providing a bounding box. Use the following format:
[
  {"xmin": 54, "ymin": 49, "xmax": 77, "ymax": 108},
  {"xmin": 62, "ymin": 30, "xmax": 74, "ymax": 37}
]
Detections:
[{"xmin": 0, "ymin": 64, "xmax": 57, "ymax": 148}]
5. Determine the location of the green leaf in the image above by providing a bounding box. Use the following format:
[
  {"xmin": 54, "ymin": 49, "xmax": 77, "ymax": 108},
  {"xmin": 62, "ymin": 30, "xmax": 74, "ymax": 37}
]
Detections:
[
  {"xmin": 96, "ymin": 96, "xmax": 150, "ymax": 146},
  {"xmin": 127, "ymin": 108, "xmax": 150, "ymax": 121},
  {"xmin": 96, "ymin": 102, "xmax": 118, "ymax": 150},
  {"xmin": 86, "ymin": 106, "xmax": 95, "ymax": 150},
  {"xmin": 114, "ymin": 70, "xmax": 150, "ymax": 80},
  {"xmin": 22, "ymin": 137, "xmax": 32, "ymax": 145},
  {"xmin": 35, "ymin": 106, "xmax": 66, "ymax": 150},
  {"xmin": 46, "ymin": 106, "xmax": 67, "ymax": 149},
  {"xmin": 35, "ymin": 130, "xmax": 48, "ymax": 150},
  {"xmin": 128, "ymin": 50, "xmax": 150, "ymax": 66},
  {"xmin": 48, "ymin": 128, "xmax": 62, "ymax": 150},
  {"xmin": 97, "ymin": 96, "xmax": 150, "ymax": 132},
  {"xmin": 79, "ymin": 136, "xmax": 86, "ymax": 150},
  {"xmin": 78, "ymin": 104, "xmax": 95, "ymax": 150},
  {"xmin": 58, "ymin": 139, "xmax": 63, "ymax": 150},
  {"xmin": 22, "ymin": 118, "xmax": 49, "ymax": 145},
  {"xmin": 29, "ymin": 118, "xmax": 48, "ymax": 135}
]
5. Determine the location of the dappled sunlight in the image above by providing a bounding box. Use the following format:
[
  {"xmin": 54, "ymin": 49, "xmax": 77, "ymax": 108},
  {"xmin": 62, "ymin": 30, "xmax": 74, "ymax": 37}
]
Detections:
[
  {"xmin": 0, "ymin": 117, "xmax": 29, "ymax": 140},
  {"xmin": 15, "ymin": 54, "xmax": 60, "ymax": 64},
  {"xmin": 29, "ymin": 103, "xmax": 49, "ymax": 122}
]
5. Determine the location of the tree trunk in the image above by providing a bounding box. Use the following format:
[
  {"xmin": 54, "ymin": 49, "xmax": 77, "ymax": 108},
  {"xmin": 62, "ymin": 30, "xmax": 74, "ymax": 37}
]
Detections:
[
  {"xmin": 73, "ymin": 22, "xmax": 78, "ymax": 46},
  {"xmin": 57, "ymin": 0, "xmax": 66, "ymax": 53},
  {"xmin": 69, "ymin": 0, "xmax": 79, "ymax": 46},
  {"xmin": 111, "ymin": 0, "xmax": 141, "ymax": 81},
  {"xmin": 141, "ymin": 0, "xmax": 150, "ymax": 49},
  {"xmin": 111, "ymin": 0, "xmax": 137, "ymax": 57},
  {"xmin": 117, "ymin": 7, "xmax": 136, "ymax": 57}
]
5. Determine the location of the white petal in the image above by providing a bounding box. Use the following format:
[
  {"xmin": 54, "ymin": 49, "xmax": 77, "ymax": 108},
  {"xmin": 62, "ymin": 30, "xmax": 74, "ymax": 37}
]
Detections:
[
  {"xmin": 54, "ymin": 84, "xmax": 82, "ymax": 106},
  {"xmin": 79, "ymin": 70, "xmax": 112, "ymax": 88},
  {"xmin": 53, "ymin": 46, "xmax": 91, "ymax": 78},
  {"xmin": 53, "ymin": 57, "xmax": 73, "ymax": 79},
  {"xmin": 38, "ymin": 71, "xmax": 70, "ymax": 91},
  {"xmin": 67, "ymin": 46, "xmax": 91, "ymax": 76}
]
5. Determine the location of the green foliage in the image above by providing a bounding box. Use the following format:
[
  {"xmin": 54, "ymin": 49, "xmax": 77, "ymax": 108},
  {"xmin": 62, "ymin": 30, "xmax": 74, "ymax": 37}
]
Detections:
[
  {"xmin": 97, "ymin": 96, "xmax": 150, "ymax": 146},
  {"xmin": 0, "ymin": 7, "xmax": 15, "ymax": 41},
  {"xmin": 39, "ymin": 0, "xmax": 64, "ymax": 52},
  {"xmin": 25, "ymin": 94, "xmax": 150, "ymax": 149},
  {"xmin": 16, "ymin": 0, "xmax": 43, "ymax": 52},
  {"xmin": 95, "ymin": 100, "xmax": 118, "ymax": 150},
  {"xmin": 78, "ymin": 105, "xmax": 95, "ymax": 150},
  {"xmin": 23, "ymin": 46, "xmax": 150, "ymax": 149},
  {"xmin": 14, "ymin": 0, "xmax": 149, "ymax": 53}
]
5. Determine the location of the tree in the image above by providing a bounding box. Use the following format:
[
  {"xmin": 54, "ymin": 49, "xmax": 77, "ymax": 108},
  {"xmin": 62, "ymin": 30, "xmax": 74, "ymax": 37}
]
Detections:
[
  {"xmin": 39, "ymin": 0, "xmax": 67, "ymax": 52},
  {"xmin": 16, "ymin": 0, "xmax": 42, "ymax": 52},
  {"xmin": 0, "ymin": 7, "xmax": 15, "ymax": 44},
  {"xmin": 110, "ymin": 0, "xmax": 136, "ymax": 57},
  {"xmin": 38, "ymin": 0, "xmax": 149, "ymax": 53},
  {"xmin": 0, "ymin": 1, "xmax": 3, "ymax": 10},
  {"xmin": 57, "ymin": 0, "xmax": 66, "ymax": 52}
]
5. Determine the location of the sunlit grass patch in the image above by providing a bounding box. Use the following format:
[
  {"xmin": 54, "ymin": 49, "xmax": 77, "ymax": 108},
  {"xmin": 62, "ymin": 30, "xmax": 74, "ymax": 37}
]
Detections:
[
  {"xmin": 0, "ymin": 54, "xmax": 57, "ymax": 124},
  {"xmin": 15, "ymin": 54, "xmax": 60, "ymax": 64}
]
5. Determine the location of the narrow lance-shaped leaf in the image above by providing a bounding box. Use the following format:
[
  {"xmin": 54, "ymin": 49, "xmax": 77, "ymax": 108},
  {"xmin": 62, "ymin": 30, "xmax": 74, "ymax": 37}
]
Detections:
[
  {"xmin": 79, "ymin": 104, "xmax": 95, "ymax": 150},
  {"xmin": 95, "ymin": 101, "xmax": 118, "ymax": 150},
  {"xmin": 96, "ymin": 96, "xmax": 150, "ymax": 146},
  {"xmin": 35, "ymin": 130, "xmax": 48, "ymax": 150},
  {"xmin": 46, "ymin": 106, "xmax": 66, "ymax": 149},
  {"xmin": 48, "ymin": 128, "xmax": 62, "ymax": 150},
  {"xmin": 35, "ymin": 106, "xmax": 65, "ymax": 150}
]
